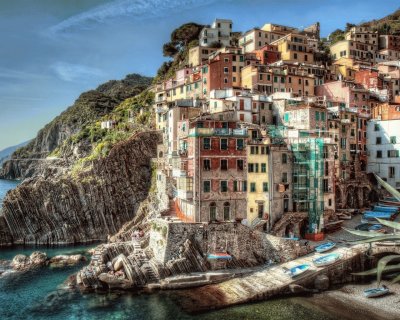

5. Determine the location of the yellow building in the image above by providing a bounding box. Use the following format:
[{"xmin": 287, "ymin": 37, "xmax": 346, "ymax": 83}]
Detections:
[
  {"xmin": 271, "ymin": 33, "xmax": 314, "ymax": 64},
  {"xmin": 246, "ymin": 129, "xmax": 271, "ymax": 225},
  {"xmin": 188, "ymin": 46, "xmax": 217, "ymax": 67},
  {"xmin": 330, "ymin": 40, "xmax": 375, "ymax": 62}
]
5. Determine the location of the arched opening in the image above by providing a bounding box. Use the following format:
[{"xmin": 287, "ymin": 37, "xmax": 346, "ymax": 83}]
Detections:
[
  {"xmin": 335, "ymin": 187, "xmax": 342, "ymax": 208},
  {"xmin": 283, "ymin": 194, "xmax": 289, "ymax": 213},
  {"xmin": 285, "ymin": 223, "xmax": 295, "ymax": 238},
  {"xmin": 362, "ymin": 187, "xmax": 371, "ymax": 207},
  {"xmin": 223, "ymin": 202, "xmax": 230, "ymax": 221},
  {"xmin": 209, "ymin": 202, "xmax": 217, "ymax": 221},
  {"xmin": 346, "ymin": 186, "xmax": 355, "ymax": 208}
]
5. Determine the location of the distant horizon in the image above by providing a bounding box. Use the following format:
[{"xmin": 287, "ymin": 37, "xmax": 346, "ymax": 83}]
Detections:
[{"xmin": 0, "ymin": 0, "xmax": 399, "ymax": 150}]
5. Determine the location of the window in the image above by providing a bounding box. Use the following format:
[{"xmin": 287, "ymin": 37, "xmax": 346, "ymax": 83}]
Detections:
[
  {"xmin": 250, "ymin": 182, "xmax": 256, "ymax": 192},
  {"xmin": 203, "ymin": 138, "xmax": 211, "ymax": 150},
  {"xmin": 242, "ymin": 180, "xmax": 247, "ymax": 192},
  {"xmin": 388, "ymin": 150, "xmax": 400, "ymax": 158},
  {"xmin": 321, "ymin": 112, "xmax": 325, "ymax": 121},
  {"xmin": 224, "ymin": 67, "xmax": 229, "ymax": 73},
  {"xmin": 376, "ymin": 137, "xmax": 382, "ymax": 145},
  {"xmin": 248, "ymin": 163, "xmax": 254, "ymax": 173},
  {"xmin": 255, "ymin": 163, "xmax": 259, "ymax": 173},
  {"xmin": 389, "ymin": 167, "xmax": 396, "ymax": 179},
  {"xmin": 209, "ymin": 202, "xmax": 216, "ymax": 221},
  {"xmin": 294, "ymin": 53, "xmax": 298, "ymax": 59},
  {"xmin": 224, "ymin": 78, "xmax": 228, "ymax": 84},
  {"xmin": 221, "ymin": 159, "xmax": 228, "ymax": 171},
  {"xmin": 282, "ymin": 153, "xmax": 287, "ymax": 164},
  {"xmin": 203, "ymin": 159, "xmax": 211, "ymax": 171},
  {"xmin": 261, "ymin": 163, "xmax": 266, "ymax": 173},
  {"xmin": 374, "ymin": 123, "xmax": 380, "ymax": 131},
  {"xmin": 220, "ymin": 138, "xmax": 228, "ymax": 150},
  {"xmin": 351, "ymin": 129, "xmax": 355, "ymax": 137},
  {"xmin": 323, "ymin": 179, "xmax": 329, "ymax": 192},
  {"xmin": 237, "ymin": 159, "xmax": 244, "ymax": 170},
  {"xmin": 203, "ymin": 180, "xmax": 211, "ymax": 192},
  {"xmin": 250, "ymin": 146, "xmax": 259, "ymax": 154},
  {"xmin": 237, "ymin": 139, "xmax": 244, "ymax": 150},
  {"xmin": 376, "ymin": 150, "xmax": 382, "ymax": 158},
  {"xmin": 390, "ymin": 136, "xmax": 397, "ymax": 144},
  {"xmin": 220, "ymin": 180, "xmax": 228, "ymax": 192},
  {"xmin": 263, "ymin": 182, "xmax": 268, "ymax": 192},
  {"xmin": 282, "ymin": 172, "xmax": 288, "ymax": 183},
  {"xmin": 340, "ymin": 138, "xmax": 346, "ymax": 149},
  {"xmin": 223, "ymin": 202, "xmax": 230, "ymax": 221},
  {"xmin": 233, "ymin": 180, "xmax": 238, "ymax": 192}
]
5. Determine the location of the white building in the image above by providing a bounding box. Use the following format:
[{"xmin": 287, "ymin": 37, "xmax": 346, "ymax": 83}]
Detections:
[
  {"xmin": 367, "ymin": 119, "xmax": 400, "ymax": 190},
  {"xmin": 199, "ymin": 19, "xmax": 233, "ymax": 47}
]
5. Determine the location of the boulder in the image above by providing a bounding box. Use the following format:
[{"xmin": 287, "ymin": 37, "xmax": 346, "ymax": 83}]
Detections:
[
  {"xmin": 113, "ymin": 254, "xmax": 126, "ymax": 272},
  {"xmin": 314, "ymin": 274, "xmax": 330, "ymax": 291},
  {"xmin": 11, "ymin": 254, "xmax": 31, "ymax": 270},
  {"xmin": 30, "ymin": 251, "xmax": 47, "ymax": 265},
  {"xmin": 49, "ymin": 254, "xmax": 86, "ymax": 267}
]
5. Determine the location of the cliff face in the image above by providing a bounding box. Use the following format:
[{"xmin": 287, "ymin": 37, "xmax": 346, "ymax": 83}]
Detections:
[
  {"xmin": 0, "ymin": 74, "xmax": 152, "ymax": 180},
  {"xmin": 0, "ymin": 131, "xmax": 160, "ymax": 245}
]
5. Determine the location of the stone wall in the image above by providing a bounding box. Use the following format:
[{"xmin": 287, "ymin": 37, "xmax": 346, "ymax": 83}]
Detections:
[{"xmin": 149, "ymin": 220, "xmax": 301, "ymax": 265}]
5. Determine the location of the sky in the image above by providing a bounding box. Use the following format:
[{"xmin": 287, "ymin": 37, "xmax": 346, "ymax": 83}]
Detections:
[{"xmin": 0, "ymin": 0, "xmax": 399, "ymax": 150}]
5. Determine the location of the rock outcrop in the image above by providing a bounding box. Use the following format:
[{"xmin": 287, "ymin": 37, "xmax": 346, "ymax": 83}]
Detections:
[
  {"xmin": 11, "ymin": 251, "xmax": 47, "ymax": 271},
  {"xmin": 0, "ymin": 131, "xmax": 160, "ymax": 245},
  {"xmin": 0, "ymin": 74, "xmax": 152, "ymax": 180},
  {"xmin": 49, "ymin": 254, "xmax": 87, "ymax": 268}
]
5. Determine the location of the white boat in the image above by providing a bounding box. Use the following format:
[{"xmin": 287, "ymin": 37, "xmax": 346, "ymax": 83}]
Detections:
[
  {"xmin": 313, "ymin": 253, "xmax": 341, "ymax": 267},
  {"xmin": 288, "ymin": 264, "xmax": 310, "ymax": 278},
  {"xmin": 315, "ymin": 242, "xmax": 336, "ymax": 253},
  {"xmin": 363, "ymin": 287, "xmax": 389, "ymax": 298}
]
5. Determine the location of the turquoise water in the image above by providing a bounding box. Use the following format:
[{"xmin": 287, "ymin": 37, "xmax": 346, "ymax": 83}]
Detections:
[{"xmin": 0, "ymin": 180, "xmax": 337, "ymax": 320}]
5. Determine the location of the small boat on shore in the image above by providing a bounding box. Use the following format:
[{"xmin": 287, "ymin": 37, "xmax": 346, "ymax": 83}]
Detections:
[
  {"xmin": 363, "ymin": 287, "xmax": 390, "ymax": 298},
  {"xmin": 287, "ymin": 264, "xmax": 310, "ymax": 278},
  {"xmin": 368, "ymin": 224, "xmax": 385, "ymax": 233},
  {"xmin": 373, "ymin": 205, "xmax": 398, "ymax": 213},
  {"xmin": 313, "ymin": 253, "xmax": 341, "ymax": 267},
  {"xmin": 207, "ymin": 253, "xmax": 232, "ymax": 260},
  {"xmin": 315, "ymin": 242, "xmax": 336, "ymax": 253}
]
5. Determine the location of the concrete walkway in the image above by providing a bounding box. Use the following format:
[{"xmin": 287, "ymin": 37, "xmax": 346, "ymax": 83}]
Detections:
[{"xmin": 176, "ymin": 243, "xmax": 370, "ymax": 312}]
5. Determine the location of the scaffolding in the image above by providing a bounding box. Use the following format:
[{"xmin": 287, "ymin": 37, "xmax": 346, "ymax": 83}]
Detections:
[
  {"xmin": 266, "ymin": 125, "xmax": 325, "ymax": 233},
  {"xmin": 291, "ymin": 136, "xmax": 325, "ymax": 233}
]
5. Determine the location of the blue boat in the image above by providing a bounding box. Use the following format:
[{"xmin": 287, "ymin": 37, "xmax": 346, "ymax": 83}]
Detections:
[
  {"xmin": 313, "ymin": 253, "xmax": 341, "ymax": 267},
  {"xmin": 315, "ymin": 242, "xmax": 336, "ymax": 253},
  {"xmin": 288, "ymin": 264, "xmax": 310, "ymax": 278},
  {"xmin": 207, "ymin": 253, "xmax": 232, "ymax": 260},
  {"xmin": 378, "ymin": 202, "xmax": 400, "ymax": 208},
  {"xmin": 363, "ymin": 211, "xmax": 393, "ymax": 219},
  {"xmin": 363, "ymin": 287, "xmax": 390, "ymax": 298},
  {"xmin": 373, "ymin": 205, "xmax": 398, "ymax": 212},
  {"xmin": 368, "ymin": 224, "xmax": 384, "ymax": 232}
]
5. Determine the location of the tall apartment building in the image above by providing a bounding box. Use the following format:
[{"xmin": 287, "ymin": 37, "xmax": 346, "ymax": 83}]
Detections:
[
  {"xmin": 175, "ymin": 113, "xmax": 248, "ymax": 222},
  {"xmin": 199, "ymin": 19, "xmax": 233, "ymax": 47},
  {"xmin": 367, "ymin": 119, "xmax": 400, "ymax": 191}
]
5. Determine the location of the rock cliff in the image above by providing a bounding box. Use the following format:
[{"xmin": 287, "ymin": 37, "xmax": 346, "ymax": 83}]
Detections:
[
  {"xmin": 0, "ymin": 74, "xmax": 152, "ymax": 180},
  {"xmin": 0, "ymin": 131, "xmax": 160, "ymax": 245}
]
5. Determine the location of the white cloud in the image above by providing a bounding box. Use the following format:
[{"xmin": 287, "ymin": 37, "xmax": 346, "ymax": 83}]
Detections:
[
  {"xmin": 48, "ymin": 0, "xmax": 220, "ymax": 36},
  {"xmin": 51, "ymin": 62, "xmax": 104, "ymax": 82}
]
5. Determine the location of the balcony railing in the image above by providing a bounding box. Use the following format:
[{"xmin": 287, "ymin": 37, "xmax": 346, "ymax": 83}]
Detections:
[
  {"xmin": 177, "ymin": 189, "xmax": 193, "ymax": 200},
  {"xmin": 189, "ymin": 127, "xmax": 248, "ymax": 137}
]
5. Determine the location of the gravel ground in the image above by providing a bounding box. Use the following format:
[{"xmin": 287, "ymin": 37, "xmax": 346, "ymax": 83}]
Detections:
[{"xmin": 307, "ymin": 281, "xmax": 400, "ymax": 320}]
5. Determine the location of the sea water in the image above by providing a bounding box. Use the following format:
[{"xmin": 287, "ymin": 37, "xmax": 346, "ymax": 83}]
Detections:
[{"xmin": 0, "ymin": 179, "xmax": 337, "ymax": 320}]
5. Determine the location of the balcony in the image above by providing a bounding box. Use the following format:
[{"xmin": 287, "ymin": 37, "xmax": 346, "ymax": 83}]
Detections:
[
  {"xmin": 189, "ymin": 127, "xmax": 248, "ymax": 137},
  {"xmin": 172, "ymin": 169, "xmax": 187, "ymax": 177},
  {"xmin": 177, "ymin": 189, "xmax": 193, "ymax": 200}
]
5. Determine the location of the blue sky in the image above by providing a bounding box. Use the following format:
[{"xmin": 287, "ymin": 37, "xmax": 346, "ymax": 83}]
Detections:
[{"xmin": 0, "ymin": 0, "xmax": 399, "ymax": 150}]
